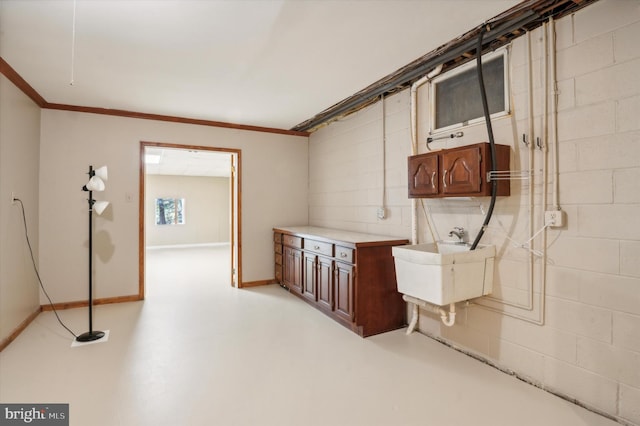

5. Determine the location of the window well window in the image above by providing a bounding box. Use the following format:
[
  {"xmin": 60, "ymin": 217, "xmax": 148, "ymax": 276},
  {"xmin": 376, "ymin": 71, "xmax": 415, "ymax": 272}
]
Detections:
[{"xmin": 430, "ymin": 48, "xmax": 509, "ymax": 133}]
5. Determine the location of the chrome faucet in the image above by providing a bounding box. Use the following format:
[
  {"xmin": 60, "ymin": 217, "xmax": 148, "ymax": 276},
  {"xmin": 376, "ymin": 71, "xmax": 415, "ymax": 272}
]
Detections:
[{"xmin": 448, "ymin": 227, "xmax": 466, "ymax": 243}]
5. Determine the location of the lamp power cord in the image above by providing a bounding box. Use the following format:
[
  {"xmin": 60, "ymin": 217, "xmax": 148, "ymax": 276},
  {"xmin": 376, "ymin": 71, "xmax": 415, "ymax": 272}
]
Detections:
[{"xmin": 14, "ymin": 198, "xmax": 78, "ymax": 339}]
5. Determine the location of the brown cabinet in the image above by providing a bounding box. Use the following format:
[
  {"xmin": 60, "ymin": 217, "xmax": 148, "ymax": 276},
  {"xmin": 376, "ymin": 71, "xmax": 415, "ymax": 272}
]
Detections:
[
  {"xmin": 282, "ymin": 245, "xmax": 303, "ymax": 294},
  {"xmin": 316, "ymin": 255, "xmax": 333, "ymax": 311},
  {"xmin": 408, "ymin": 142, "xmax": 510, "ymax": 198},
  {"xmin": 409, "ymin": 152, "xmax": 440, "ymax": 197},
  {"xmin": 333, "ymin": 261, "xmax": 354, "ymax": 323},
  {"xmin": 303, "ymin": 251, "xmax": 318, "ymax": 301},
  {"xmin": 273, "ymin": 226, "xmax": 408, "ymax": 337}
]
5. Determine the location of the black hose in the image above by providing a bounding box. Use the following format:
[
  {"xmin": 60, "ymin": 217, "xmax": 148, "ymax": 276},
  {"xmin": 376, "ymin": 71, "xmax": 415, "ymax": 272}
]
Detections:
[{"xmin": 470, "ymin": 26, "xmax": 498, "ymax": 251}]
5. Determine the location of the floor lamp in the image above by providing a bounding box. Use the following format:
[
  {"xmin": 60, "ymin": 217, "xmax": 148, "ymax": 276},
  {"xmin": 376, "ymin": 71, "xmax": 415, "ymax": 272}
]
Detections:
[{"xmin": 77, "ymin": 165, "xmax": 109, "ymax": 342}]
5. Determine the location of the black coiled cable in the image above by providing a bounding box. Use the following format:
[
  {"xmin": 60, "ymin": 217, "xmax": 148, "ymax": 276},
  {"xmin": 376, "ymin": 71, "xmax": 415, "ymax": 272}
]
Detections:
[{"xmin": 470, "ymin": 26, "xmax": 499, "ymax": 251}]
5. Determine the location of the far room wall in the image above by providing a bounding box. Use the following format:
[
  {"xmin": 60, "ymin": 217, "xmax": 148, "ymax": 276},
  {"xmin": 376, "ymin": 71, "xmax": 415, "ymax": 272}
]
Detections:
[
  {"xmin": 38, "ymin": 110, "xmax": 308, "ymax": 303},
  {"xmin": 146, "ymin": 175, "xmax": 230, "ymax": 247}
]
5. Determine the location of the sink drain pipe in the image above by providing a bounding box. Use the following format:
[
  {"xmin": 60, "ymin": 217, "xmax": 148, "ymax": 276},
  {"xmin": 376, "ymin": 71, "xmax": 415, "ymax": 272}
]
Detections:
[
  {"xmin": 404, "ymin": 295, "xmax": 456, "ymax": 332},
  {"xmin": 470, "ymin": 25, "xmax": 498, "ymax": 251}
]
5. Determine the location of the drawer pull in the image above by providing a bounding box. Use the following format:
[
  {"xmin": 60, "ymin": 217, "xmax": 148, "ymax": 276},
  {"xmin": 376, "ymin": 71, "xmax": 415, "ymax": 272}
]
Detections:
[
  {"xmin": 340, "ymin": 252, "xmax": 348, "ymax": 258},
  {"xmin": 314, "ymin": 245, "xmax": 320, "ymax": 250}
]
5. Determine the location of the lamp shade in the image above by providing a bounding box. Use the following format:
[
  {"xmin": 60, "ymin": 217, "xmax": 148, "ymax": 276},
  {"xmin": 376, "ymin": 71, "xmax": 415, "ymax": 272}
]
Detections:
[
  {"xmin": 94, "ymin": 166, "xmax": 108, "ymax": 181},
  {"xmin": 93, "ymin": 200, "xmax": 110, "ymax": 215},
  {"xmin": 84, "ymin": 176, "xmax": 105, "ymax": 192}
]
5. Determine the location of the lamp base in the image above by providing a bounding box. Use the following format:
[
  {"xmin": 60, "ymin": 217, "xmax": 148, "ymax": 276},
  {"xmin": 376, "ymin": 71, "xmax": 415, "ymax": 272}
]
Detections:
[{"xmin": 76, "ymin": 330, "xmax": 105, "ymax": 342}]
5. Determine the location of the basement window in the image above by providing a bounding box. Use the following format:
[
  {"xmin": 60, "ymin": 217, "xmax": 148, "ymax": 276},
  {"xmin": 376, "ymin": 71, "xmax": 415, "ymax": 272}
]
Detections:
[
  {"xmin": 155, "ymin": 198, "xmax": 185, "ymax": 225},
  {"xmin": 430, "ymin": 48, "xmax": 509, "ymax": 134}
]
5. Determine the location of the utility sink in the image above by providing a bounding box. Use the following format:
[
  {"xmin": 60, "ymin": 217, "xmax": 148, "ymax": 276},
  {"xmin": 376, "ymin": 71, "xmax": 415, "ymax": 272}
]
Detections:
[{"xmin": 392, "ymin": 241, "xmax": 495, "ymax": 305}]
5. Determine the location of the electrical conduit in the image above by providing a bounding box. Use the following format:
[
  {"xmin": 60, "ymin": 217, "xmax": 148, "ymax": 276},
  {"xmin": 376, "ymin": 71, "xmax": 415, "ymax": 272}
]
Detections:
[{"xmin": 410, "ymin": 64, "xmax": 442, "ymax": 245}]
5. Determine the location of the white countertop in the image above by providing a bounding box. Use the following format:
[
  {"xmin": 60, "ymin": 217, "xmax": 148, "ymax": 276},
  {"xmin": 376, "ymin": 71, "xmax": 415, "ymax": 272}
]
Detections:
[{"xmin": 274, "ymin": 226, "xmax": 408, "ymax": 245}]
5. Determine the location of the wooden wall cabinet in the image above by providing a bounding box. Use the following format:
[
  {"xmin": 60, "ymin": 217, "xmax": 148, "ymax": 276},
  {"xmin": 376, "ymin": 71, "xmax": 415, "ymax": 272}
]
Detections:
[
  {"xmin": 408, "ymin": 142, "xmax": 510, "ymax": 198},
  {"xmin": 273, "ymin": 226, "xmax": 408, "ymax": 337}
]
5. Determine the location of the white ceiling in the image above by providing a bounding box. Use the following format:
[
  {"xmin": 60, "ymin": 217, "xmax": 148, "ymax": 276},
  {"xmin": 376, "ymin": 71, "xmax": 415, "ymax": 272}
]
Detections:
[
  {"xmin": 145, "ymin": 147, "xmax": 232, "ymax": 177},
  {"xmin": 0, "ymin": 0, "xmax": 521, "ymax": 131}
]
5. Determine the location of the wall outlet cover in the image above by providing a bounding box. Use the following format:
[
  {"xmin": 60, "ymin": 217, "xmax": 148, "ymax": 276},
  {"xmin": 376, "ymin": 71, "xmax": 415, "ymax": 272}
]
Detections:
[{"xmin": 545, "ymin": 210, "xmax": 565, "ymax": 227}]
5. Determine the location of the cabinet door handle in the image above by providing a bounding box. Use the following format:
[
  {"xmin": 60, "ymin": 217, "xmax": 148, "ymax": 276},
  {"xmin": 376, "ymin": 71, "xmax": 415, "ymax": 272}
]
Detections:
[
  {"xmin": 442, "ymin": 169, "xmax": 448, "ymax": 188},
  {"xmin": 431, "ymin": 171, "xmax": 436, "ymax": 189}
]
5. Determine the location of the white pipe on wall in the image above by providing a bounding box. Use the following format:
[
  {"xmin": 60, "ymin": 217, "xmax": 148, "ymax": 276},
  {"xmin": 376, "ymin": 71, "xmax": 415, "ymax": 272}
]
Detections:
[
  {"xmin": 549, "ymin": 18, "xmax": 560, "ymax": 211},
  {"xmin": 538, "ymin": 19, "xmax": 554, "ymax": 326},
  {"xmin": 527, "ymin": 30, "xmax": 535, "ymax": 311},
  {"xmin": 409, "ymin": 65, "xmax": 442, "ymax": 245},
  {"xmin": 410, "ymin": 77, "xmax": 427, "ymax": 244},
  {"xmin": 538, "ymin": 21, "xmax": 550, "ymax": 327},
  {"xmin": 405, "ymin": 65, "xmax": 445, "ymax": 333}
]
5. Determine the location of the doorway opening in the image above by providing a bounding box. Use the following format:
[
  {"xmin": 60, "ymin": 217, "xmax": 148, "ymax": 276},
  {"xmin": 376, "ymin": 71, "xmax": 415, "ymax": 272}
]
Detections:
[{"xmin": 139, "ymin": 141, "xmax": 241, "ymax": 299}]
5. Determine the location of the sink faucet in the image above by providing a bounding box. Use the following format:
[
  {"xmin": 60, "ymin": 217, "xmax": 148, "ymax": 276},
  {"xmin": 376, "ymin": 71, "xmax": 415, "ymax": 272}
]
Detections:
[{"xmin": 448, "ymin": 227, "xmax": 466, "ymax": 243}]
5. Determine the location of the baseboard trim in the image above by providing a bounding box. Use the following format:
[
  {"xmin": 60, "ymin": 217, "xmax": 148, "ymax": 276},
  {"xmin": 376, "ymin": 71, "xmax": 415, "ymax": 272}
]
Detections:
[
  {"xmin": 0, "ymin": 306, "xmax": 42, "ymax": 352},
  {"xmin": 41, "ymin": 294, "xmax": 143, "ymax": 311},
  {"xmin": 146, "ymin": 242, "xmax": 230, "ymax": 250},
  {"xmin": 240, "ymin": 279, "xmax": 277, "ymax": 288}
]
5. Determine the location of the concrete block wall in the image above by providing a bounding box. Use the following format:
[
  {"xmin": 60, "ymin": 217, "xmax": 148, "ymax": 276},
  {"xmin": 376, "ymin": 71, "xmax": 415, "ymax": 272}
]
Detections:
[
  {"xmin": 309, "ymin": 89, "xmax": 412, "ymax": 237},
  {"xmin": 308, "ymin": 1, "xmax": 640, "ymax": 423}
]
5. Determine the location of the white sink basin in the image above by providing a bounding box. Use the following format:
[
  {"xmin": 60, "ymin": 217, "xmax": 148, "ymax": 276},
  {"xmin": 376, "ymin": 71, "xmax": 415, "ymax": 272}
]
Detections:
[{"xmin": 392, "ymin": 242, "xmax": 495, "ymax": 305}]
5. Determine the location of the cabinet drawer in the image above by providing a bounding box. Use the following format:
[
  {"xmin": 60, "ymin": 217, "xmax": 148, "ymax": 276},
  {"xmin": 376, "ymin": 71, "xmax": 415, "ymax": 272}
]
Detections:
[
  {"xmin": 283, "ymin": 235, "xmax": 302, "ymax": 249},
  {"xmin": 274, "ymin": 233, "xmax": 282, "ymax": 243},
  {"xmin": 275, "ymin": 253, "xmax": 282, "ymax": 266},
  {"xmin": 305, "ymin": 239, "xmax": 333, "ymax": 257},
  {"xmin": 335, "ymin": 246, "xmax": 354, "ymax": 263},
  {"xmin": 274, "ymin": 242, "xmax": 283, "ymax": 254}
]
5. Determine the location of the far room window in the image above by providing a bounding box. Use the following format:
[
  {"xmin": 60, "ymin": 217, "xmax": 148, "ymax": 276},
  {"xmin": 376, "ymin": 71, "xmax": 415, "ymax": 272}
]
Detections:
[
  {"xmin": 155, "ymin": 198, "xmax": 185, "ymax": 225},
  {"xmin": 430, "ymin": 48, "xmax": 509, "ymax": 133}
]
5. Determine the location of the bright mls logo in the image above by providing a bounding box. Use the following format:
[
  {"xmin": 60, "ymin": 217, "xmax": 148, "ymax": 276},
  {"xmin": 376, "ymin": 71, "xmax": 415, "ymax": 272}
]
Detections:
[{"xmin": 0, "ymin": 404, "xmax": 68, "ymax": 425}]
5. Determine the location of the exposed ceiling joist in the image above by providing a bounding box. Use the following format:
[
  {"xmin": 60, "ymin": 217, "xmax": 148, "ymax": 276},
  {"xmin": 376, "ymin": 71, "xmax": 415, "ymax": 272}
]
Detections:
[{"xmin": 292, "ymin": 0, "xmax": 599, "ymax": 133}]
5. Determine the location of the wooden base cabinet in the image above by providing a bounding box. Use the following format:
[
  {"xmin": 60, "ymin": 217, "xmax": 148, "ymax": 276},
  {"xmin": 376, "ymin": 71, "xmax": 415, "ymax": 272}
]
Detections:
[
  {"xmin": 274, "ymin": 226, "xmax": 408, "ymax": 337},
  {"xmin": 316, "ymin": 255, "xmax": 334, "ymax": 311},
  {"xmin": 334, "ymin": 261, "xmax": 354, "ymax": 323},
  {"xmin": 283, "ymin": 245, "xmax": 303, "ymax": 294}
]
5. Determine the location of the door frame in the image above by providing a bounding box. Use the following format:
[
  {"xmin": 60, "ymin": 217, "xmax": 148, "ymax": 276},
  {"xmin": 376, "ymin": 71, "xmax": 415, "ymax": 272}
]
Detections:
[{"xmin": 139, "ymin": 141, "xmax": 242, "ymax": 298}]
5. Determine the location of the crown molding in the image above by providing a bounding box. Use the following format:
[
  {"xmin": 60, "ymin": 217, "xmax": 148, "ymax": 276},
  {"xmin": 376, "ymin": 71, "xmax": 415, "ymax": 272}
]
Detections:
[{"xmin": 0, "ymin": 57, "xmax": 309, "ymax": 137}]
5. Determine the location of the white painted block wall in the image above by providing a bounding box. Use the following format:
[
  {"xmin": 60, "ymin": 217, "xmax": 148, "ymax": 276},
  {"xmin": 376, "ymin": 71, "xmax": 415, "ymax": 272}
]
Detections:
[{"xmin": 308, "ymin": 1, "xmax": 640, "ymax": 423}]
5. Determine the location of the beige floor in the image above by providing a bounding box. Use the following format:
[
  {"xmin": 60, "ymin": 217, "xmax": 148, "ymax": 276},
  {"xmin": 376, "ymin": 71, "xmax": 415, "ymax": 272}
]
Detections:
[{"xmin": 1, "ymin": 246, "xmax": 618, "ymax": 426}]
